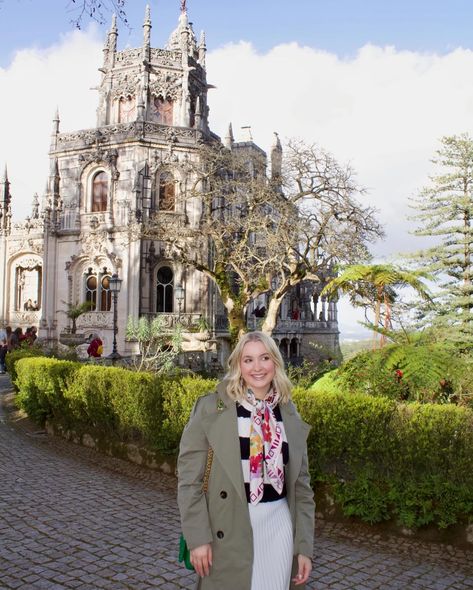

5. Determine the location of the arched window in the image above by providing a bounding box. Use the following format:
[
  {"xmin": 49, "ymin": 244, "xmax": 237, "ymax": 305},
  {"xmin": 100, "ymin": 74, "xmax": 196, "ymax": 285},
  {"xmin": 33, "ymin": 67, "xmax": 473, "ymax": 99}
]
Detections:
[
  {"xmin": 85, "ymin": 272, "xmax": 97, "ymax": 310},
  {"xmin": 84, "ymin": 267, "xmax": 112, "ymax": 311},
  {"xmin": 158, "ymin": 172, "xmax": 175, "ymax": 211},
  {"xmin": 119, "ymin": 96, "xmax": 136, "ymax": 123},
  {"xmin": 156, "ymin": 266, "xmax": 174, "ymax": 312},
  {"xmin": 100, "ymin": 274, "xmax": 112, "ymax": 311},
  {"xmin": 92, "ymin": 171, "xmax": 108, "ymax": 212},
  {"xmin": 151, "ymin": 97, "xmax": 173, "ymax": 125}
]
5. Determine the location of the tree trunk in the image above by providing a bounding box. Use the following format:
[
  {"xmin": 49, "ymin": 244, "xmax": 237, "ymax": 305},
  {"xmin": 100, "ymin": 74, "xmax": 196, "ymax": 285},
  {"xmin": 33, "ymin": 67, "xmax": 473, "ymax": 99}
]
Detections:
[
  {"xmin": 222, "ymin": 296, "xmax": 248, "ymax": 345},
  {"xmin": 261, "ymin": 295, "xmax": 284, "ymax": 335}
]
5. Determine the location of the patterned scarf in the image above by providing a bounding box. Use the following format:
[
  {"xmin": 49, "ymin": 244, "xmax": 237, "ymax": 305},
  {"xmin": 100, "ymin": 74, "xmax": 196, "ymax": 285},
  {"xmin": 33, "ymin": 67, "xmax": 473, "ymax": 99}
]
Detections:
[{"xmin": 241, "ymin": 388, "xmax": 285, "ymax": 505}]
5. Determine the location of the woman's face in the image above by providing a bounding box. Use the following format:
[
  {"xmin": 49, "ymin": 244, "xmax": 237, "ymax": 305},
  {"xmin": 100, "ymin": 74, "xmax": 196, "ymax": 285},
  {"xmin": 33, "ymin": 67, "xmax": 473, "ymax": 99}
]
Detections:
[{"xmin": 239, "ymin": 340, "xmax": 276, "ymax": 399}]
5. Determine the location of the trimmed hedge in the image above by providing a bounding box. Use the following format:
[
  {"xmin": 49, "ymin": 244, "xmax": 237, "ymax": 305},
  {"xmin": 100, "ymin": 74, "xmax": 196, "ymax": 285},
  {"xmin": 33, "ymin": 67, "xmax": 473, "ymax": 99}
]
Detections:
[
  {"xmin": 293, "ymin": 387, "xmax": 473, "ymax": 529},
  {"xmin": 13, "ymin": 358, "xmax": 473, "ymax": 530}
]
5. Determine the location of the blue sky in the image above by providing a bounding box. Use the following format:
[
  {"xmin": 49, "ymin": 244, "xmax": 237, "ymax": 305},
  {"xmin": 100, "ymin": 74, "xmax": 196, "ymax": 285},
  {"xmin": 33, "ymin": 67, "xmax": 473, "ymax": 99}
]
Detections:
[
  {"xmin": 1, "ymin": 0, "xmax": 473, "ymax": 66},
  {"xmin": 2, "ymin": 1, "xmax": 473, "ymax": 339}
]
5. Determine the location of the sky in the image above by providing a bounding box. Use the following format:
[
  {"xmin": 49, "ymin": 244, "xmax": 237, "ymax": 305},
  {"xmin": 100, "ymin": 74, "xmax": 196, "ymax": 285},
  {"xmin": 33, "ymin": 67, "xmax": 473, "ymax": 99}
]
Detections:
[{"xmin": 2, "ymin": 0, "xmax": 473, "ymax": 339}]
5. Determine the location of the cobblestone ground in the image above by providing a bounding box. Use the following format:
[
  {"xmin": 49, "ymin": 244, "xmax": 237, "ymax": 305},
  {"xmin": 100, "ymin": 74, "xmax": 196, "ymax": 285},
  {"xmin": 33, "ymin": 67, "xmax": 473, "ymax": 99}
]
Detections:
[{"xmin": 1, "ymin": 374, "xmax": 473, "ymax": 590}]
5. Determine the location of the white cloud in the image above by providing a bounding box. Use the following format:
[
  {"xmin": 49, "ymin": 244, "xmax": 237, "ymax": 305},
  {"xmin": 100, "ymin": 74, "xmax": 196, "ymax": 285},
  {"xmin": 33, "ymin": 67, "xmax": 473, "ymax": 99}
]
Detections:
[
  {"xmin": 0, "ymin": 27, "xmax": 102, "ymax": 212},
  {"xmin": 3, "ymin": 34, "xmax": 473, "ymax": 338}
]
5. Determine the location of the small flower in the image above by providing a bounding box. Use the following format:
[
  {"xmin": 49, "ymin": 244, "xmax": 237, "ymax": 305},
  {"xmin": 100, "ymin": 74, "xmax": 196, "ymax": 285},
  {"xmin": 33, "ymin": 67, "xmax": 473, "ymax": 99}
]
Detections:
[
  {"xmin": 262, "ymin": 422, "xmax": 272, "ymax": 442},
  {"xmin": 250, "ymin": 453, "xmax": 263, "ymax": 474}
]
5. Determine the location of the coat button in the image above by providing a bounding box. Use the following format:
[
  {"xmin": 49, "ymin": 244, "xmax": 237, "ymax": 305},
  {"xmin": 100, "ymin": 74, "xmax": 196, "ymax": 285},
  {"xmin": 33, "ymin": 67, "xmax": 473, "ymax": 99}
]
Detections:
[
  {"xmin": 217, "ymin": 531, "xmax": 224, "ymax": 539},
  {"xmin": 220, "ymin": 491, "xmax": 227, "ymax": 499}
]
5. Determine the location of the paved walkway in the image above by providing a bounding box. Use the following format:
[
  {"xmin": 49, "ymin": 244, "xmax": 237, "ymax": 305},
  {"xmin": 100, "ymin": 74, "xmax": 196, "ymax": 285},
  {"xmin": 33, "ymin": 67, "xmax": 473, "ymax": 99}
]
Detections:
[{"xmin": 1, "ymin": 374, "xmax": 473, "ymax": 590}]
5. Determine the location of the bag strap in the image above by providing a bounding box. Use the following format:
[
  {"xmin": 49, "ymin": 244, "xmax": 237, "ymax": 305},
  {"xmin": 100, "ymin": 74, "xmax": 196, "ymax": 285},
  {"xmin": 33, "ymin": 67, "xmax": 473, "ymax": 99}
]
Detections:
[{"xmin": 202, "ymin": 447, "xmax": 214, "ymax": 494}]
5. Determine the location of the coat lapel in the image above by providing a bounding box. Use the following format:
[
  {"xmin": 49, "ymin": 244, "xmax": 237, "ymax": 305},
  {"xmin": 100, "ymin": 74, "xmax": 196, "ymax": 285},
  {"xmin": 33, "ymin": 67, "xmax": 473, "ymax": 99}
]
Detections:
[{"xmin": 200, "ymin": 383, "xmax": 247, "ymax": 503}]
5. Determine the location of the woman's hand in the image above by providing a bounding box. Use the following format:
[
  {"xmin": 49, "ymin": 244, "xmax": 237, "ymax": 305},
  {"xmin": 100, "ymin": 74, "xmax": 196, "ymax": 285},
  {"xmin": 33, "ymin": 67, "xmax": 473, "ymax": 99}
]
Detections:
[
  {"xmin": 292, "ymin": 554, "xmax": 312, "ymax": 586},
  {"xmin": 190, "ymin": 543, "xmax": 213, "ymax": 578}
]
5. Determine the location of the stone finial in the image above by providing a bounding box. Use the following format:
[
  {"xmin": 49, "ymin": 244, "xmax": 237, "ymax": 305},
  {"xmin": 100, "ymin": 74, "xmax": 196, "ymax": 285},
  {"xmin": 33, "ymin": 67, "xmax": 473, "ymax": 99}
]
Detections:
[
  {"xmin": 31, "ymin": 193, "xmax": 40, "ymax": 219},
  {"xmin": 224, "ymin": 123, "xmax": 234, "ymax": 149},
  {"xmin": 143, "ymin": 5, "xmax": 152, "ymax": 49},
  {"xmin": 198, "ymin": 30, "xmax": 206, "ymax": 67},
  {"xmin": 271, "ymin": 132, "xmax": 283, "ymax": 181}
]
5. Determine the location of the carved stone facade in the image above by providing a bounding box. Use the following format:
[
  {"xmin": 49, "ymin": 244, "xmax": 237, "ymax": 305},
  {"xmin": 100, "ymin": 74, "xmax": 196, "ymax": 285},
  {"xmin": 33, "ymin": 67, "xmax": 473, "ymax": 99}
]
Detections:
[{"xmin": 0, "ymin": 5, "xmax": 339, "ymax": 366}]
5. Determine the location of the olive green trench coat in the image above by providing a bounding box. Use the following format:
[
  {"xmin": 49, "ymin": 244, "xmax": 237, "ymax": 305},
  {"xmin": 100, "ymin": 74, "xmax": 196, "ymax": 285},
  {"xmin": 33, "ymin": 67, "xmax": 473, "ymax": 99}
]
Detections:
[{"xmin": 177, "ymin": 382, "xmax": 315, "ymax": 590}]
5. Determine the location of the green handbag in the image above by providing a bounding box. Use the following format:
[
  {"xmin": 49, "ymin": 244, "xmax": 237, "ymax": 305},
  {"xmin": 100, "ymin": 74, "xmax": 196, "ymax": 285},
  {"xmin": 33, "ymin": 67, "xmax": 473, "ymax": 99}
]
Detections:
[
  {"xmin": 179, "ymin": 533, "xmax": 194, "ymax": 570},
  {"xmin": 178, "ymin": 447, "xmax": 214, "ymax": 571}
]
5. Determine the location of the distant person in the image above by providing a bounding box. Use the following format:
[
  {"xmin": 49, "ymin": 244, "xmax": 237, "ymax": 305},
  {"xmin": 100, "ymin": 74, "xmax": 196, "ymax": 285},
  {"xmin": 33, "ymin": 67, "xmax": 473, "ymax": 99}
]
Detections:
[
  {"xmin": 25, "ymin": 326, "xmax": 37, "ymax": 345},
  {"xmin": 10, "ymin": 327, "xmax": 23, "ymax": 349},
  {"xmin": 24, "ymin": 299, "xmax": 33, "ymax": 311},
  {"xmin": 0, "ymin": 337, "xmax": 7, "ymax": 374},
  {"xmin": 87, "ymin": 334, "xmax": 103, "ymax": 358}
]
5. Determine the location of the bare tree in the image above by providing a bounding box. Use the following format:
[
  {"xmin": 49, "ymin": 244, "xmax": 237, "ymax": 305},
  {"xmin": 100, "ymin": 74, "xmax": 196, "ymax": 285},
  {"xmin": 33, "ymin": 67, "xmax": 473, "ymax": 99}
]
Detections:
[
  {"xmin": 136, "ymin": 139, "xmax": 383, "ymax": 342},
  {"xmin": 68, "ymin": 0, "xmax": 128, "ymax": 29}
]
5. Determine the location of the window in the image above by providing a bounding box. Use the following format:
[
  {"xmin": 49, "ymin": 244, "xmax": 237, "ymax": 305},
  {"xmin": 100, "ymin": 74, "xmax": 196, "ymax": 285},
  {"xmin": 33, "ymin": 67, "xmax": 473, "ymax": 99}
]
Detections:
[
  {"xmin": 151, "ymin": 97, "xmax": 173, "ymax": 125},
  {"xmin": 119, "ymin": 96, "xmax": 136, "ymax": 123},
  {"xmin": 84, "ymin": 267, "xmax": 112, "ymax": 311},
  {"xmin": 158, "ymin": 172, "xmax": 175, "ymax": 211},
  {"xmin": 156, "ymin": 266, "xmax": 174, "ymax": 312},
  {"xmin": 92, "ymin": 171, "xmax": 108, "ymax": 212}
]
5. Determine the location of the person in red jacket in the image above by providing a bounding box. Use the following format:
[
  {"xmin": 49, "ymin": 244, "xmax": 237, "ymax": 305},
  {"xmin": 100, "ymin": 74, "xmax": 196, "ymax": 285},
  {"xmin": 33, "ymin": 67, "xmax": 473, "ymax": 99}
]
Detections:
[{"xmin": 87, "ymin": 334, "xmax": 103, "ymax": 358}]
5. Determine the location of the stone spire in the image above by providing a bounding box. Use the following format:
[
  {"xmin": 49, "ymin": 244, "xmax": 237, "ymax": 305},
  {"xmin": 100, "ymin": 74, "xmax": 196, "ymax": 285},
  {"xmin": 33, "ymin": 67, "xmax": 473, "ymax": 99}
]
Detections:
[
  {"xmin": 142, "ymin": 5, "xmax": 152, "ymax": 61},
  {"xmin": 224, "ymin": 123, "xmax": 234, "ymax": 149},
  {"xmin": 103, "ymin": 13, "xmax": 118, "ymax": 69},
  {"xmin": 271, "ymin": 132, "xmax": 283, "ymax": 183},
  {"xmin": 0, "ymin": 165, "xmax": 12, "ymax": 234},
  {"xmin": 198, "ymin": 30, "xmax": 206, "ymax": 68},
  {"xmin": 31, "ymin": 193, "xmax": 40, "ymax": 219},
  {"xmin": 50, "ymin": 108, "xmax": 60, "ymax": 151}
]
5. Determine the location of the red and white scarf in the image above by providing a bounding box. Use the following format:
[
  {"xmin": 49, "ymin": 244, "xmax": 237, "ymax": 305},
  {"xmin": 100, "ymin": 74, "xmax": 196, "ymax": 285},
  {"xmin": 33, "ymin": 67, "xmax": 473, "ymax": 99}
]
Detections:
[{"xmin": 240, "ymin": 388, "xmax": 285, "ymax": 505}]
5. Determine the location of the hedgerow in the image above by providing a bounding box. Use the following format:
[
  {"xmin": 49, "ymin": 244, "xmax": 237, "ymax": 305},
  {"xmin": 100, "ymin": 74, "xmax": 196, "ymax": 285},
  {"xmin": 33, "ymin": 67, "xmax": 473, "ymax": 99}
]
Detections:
[{"xmin": 13, "ymin": 358, "xmax": 473, "ymax": 530}]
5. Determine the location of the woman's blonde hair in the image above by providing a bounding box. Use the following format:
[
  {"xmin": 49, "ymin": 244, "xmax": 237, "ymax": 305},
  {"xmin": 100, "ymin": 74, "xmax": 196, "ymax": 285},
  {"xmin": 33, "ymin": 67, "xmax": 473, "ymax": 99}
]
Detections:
[{"xmin": 225, "ymin": 331, "xmax": 292, "ymax": 403}]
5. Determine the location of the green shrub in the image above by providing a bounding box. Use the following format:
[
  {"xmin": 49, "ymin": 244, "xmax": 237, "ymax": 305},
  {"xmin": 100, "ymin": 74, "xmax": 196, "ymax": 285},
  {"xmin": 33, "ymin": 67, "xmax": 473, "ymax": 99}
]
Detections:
[
  {"xmin": 159, "ymin": 375, "xmax": 217, "ymax": 452},
  {"xmin": 309, "ymin": 369, "xmax": 340, "ymax": 394},
  {"xmin": 65, "ymin": 365, "xmax": 159, "ymax": 442},
  {"xmin": 15, "ymin": 357, "xmax": 80, "ymax": 424},
  {"xmin": 293, "ymin": 387, "xmax": 473, "ymax": 528},
  {"xmin": 6, "ymin": 346, "xmax": 45, "ymax": 386}
]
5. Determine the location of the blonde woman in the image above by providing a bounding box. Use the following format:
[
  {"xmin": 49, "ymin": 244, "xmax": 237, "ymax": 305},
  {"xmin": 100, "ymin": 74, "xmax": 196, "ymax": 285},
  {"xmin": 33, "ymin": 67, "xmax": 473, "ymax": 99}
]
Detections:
[{"xmin": 178, "ymin": 331, "xmax": 314, "ymax": 590}]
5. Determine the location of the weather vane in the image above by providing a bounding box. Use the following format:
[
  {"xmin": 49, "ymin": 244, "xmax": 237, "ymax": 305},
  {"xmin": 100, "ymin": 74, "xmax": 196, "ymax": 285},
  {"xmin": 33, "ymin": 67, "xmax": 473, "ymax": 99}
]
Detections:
[{"xmin": 181, "ymin": 0, "xmax": 187, "ymax": 14}]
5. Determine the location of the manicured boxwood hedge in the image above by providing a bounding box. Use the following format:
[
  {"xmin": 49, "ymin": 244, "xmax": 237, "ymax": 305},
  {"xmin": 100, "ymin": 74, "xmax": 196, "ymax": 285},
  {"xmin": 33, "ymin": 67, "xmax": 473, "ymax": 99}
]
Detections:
[{"xmin": 12, "ymin": 357, "xmax": 473, "ymax": 530}]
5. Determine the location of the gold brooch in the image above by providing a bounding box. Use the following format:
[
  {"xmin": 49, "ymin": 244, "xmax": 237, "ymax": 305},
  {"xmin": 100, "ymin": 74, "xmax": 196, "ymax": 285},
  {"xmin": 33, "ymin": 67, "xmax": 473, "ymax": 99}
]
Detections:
[{"xmin": 217, "ymin": 399, "xmax": 225, "ymax": 411}]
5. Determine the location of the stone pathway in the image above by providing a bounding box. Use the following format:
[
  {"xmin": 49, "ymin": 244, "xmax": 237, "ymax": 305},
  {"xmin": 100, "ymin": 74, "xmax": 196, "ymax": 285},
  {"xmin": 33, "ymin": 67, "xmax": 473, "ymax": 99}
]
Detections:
[{"xmin": 1, "ymin": 374, "xmax": 472, "ymax": 589}]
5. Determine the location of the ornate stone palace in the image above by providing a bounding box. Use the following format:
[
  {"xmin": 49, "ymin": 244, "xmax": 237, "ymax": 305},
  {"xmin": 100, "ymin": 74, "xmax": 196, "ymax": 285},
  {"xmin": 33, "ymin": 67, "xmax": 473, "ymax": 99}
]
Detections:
[{"xmin": 0, "ymin": 4, "xmax": 339, "ymax": 367}]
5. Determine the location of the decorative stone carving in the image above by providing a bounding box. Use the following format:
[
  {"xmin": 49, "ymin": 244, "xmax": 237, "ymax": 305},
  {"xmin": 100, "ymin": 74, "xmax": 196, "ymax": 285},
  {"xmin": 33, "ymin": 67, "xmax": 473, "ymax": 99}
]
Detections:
[
  {"xmin": 150, "ymin": 48, "xmax": 182, "ymax": 67},
  {"xmin": 10, "ymin": 311, "xmax": 41, "ymax": 324},
  {"xmin": 79, "ymin": 229, "xmax": 109, "ymax": 257},
  {"xmin": 7, "ymin": 238, "xmax": 43, "ymax": 257},
  {"xmin": 149, "ymin": 71, "xmax": 182, "ymax": 101},
  {"xmin": 115, "ymin": 48, "xmax": 142, "ymax": 66},
  {"xmin": 112, "ymin": 71, "xmax": 141, "ymax": 99},
  {"xmin": 76, "ymin": 312, "xmax": 113, "ymax": 329}
]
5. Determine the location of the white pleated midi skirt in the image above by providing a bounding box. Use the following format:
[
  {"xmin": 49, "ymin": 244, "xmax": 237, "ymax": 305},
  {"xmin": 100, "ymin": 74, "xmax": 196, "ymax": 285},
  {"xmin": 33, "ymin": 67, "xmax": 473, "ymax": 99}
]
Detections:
[{"xmin": 248, "ymin": 498, "xmax": 293, "ymax": 590}]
